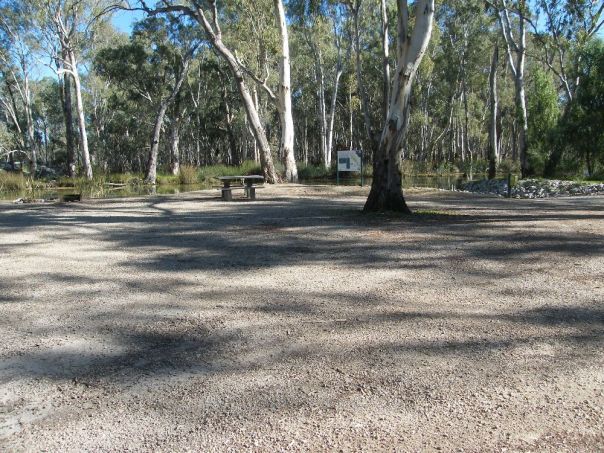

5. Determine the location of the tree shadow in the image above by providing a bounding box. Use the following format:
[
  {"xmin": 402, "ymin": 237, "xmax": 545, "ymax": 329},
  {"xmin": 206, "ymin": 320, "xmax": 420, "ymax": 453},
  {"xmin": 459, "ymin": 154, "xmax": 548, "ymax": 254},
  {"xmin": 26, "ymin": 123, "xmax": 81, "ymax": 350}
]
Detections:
[{"xmin": 1, "ymin": 191, "xmax": 603, "ymax": 387}]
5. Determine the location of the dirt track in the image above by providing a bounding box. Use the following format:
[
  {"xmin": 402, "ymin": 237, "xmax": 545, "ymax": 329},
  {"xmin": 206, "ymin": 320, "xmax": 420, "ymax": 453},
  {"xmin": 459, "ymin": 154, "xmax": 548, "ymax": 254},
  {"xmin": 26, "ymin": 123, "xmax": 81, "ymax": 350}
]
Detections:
[{"xmin": 1, "ymin": 185, "xmax": 603, "ymax": 452}]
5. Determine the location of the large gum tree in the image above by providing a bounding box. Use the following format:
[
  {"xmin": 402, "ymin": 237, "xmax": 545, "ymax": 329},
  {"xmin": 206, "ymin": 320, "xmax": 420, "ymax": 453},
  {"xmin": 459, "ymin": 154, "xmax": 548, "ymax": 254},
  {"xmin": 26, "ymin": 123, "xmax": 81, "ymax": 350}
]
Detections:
[
  {"xmin": 135, "ymin": 0, "xmax": 300, "ymax": 184},
  {"xmin": 364, "ymin": 0, "xmax": 435, "ymax": 213}
]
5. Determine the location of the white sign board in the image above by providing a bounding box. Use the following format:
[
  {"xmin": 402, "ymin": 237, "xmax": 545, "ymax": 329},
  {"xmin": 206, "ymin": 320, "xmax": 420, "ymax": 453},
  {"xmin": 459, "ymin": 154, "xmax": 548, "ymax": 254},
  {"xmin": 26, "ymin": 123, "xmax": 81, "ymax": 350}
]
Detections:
[{"xmin": 337, "ymin": 150, "xmax": 362, "ymax": 172}]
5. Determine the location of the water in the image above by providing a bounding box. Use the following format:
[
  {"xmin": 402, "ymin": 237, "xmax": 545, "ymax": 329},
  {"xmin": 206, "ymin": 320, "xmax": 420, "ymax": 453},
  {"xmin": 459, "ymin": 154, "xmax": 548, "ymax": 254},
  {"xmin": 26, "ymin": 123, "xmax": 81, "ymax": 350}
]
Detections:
[
  {"xmin": 0, "ymin": 183, "xmax": 211, "ymax": 202},
  {"xmin": 302, "ymin": 174, "xmax": 466, "ymax": 191},
  {"xmin": 0, "ymin": 175, "xmax": 468, "ymax": 202}
]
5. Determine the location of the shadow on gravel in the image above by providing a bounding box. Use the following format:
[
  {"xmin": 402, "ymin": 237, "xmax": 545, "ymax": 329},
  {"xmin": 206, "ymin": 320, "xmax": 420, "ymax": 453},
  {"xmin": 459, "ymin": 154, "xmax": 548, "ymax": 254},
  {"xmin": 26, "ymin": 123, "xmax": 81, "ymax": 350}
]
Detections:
[
  {"xmin": 1, "ymin": 192, "xmax": 603, "ymax": 385},
  {"xmin": 3, "ymin": 195, "xmax": 602, "ymax": 276},
  {"xmin": 2, "ymin": 295, "xmax": 602, "ymax": 384}
]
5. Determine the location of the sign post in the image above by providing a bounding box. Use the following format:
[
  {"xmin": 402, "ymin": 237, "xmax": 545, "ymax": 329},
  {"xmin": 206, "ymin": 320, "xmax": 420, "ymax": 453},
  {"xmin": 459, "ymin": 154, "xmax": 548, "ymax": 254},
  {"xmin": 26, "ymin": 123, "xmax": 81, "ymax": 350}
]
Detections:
[{"xmin": 336, "ymin": 150, "xmax": 364, "ymax": 186}]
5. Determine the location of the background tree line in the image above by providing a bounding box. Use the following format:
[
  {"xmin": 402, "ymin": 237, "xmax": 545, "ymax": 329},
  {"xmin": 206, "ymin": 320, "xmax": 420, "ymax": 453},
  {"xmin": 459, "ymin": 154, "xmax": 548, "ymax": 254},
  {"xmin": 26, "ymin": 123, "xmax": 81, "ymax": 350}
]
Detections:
[{"xmin": 1, "ymin": 0, "xmax": 603, "ymax": 184}]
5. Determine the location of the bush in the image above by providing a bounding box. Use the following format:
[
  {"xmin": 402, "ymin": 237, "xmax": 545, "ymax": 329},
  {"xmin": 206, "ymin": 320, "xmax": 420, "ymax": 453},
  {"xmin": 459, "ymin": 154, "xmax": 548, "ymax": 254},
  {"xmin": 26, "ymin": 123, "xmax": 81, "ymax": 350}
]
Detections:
[
  {"xmin": 402, "ymin": 159, "xmax": 431, "ymax": 175},
  {"xmin": 297, "ymin": 163, "xmax": 333, "ymax": 179},
  {"xmin": 57, "ymin": 175, "xmax": 106, "ymax": 193},
  {"xmin": 178, "ymin": 165, "xmax": 199, "ymax": 185},
  {"xmin": 156, "ymin": 173, "xmax": 180, "ymax": 185},
  {"xmin": 435, "ymin": 162, "xmax": 460, "ymax": 175},
  {"xmin": 198, "ymin": 160, "xmax": 263, "ymax": 182},
  {"xmin": 499, "ymin": 159, "xmax": 520, "ymax": 175},
  {"xmin": 107, "ymin": 172, "xmax": 143, "ymax": 185},
  {"xmin": 0, "ymin": 171, "xmax": 26, "ymax": 192}
]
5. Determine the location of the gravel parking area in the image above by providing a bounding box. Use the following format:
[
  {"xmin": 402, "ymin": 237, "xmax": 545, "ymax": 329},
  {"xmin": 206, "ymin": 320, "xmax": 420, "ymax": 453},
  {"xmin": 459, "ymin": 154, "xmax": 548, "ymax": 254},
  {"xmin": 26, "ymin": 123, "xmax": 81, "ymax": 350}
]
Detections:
[{"xmin": 1, "ymin": 185, "xmax": 603, "ymax": 451}]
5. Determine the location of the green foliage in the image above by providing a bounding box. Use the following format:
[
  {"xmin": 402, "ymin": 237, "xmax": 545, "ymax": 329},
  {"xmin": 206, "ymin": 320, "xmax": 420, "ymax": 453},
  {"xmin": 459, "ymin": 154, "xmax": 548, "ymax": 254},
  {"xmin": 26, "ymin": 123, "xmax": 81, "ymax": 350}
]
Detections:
[
  {"xmin": 401, "ymin": 160, "xmax": 431, "ymax": 175},
  {"xmin": 198, "ymin": 161, "xmax": 263, "ymax": 183},
  {"xmin": 563, "ymin": 39, "xmax": 604, "ymax": 177},
  {"xmin": 2, "ymin": 0, "xmax": 602, "ymax": 186},
  {"xmin": 106, "ymin": 173, "xmax": 144, "ymax": 185},
  {"xmin": 178, "ymin": 165, "xmax": 198, "ymax": 185},
  {"xmin": 457, "ymin": 159, "xmax": 489, "ymax": 175},
  {"xmin": 56, "ymin": 175, "xmax": 106, "ymax": 193},
  {"xmin": 499, "ymin": 159, "xmax": 520, "ymax": 175},
  {"xmin": 297, "ymin": 163, "xmax": 333, "ymax": 179},
  {"xmin": 528, "ymin": 68, "xmax": 560, "ymax": 175},
  {"xmin": 435, "ymin": 162, "xmax": 460, "ymax": 175},
  {"xmin": 156, "ymin": 173, "xmax": 180, "ymax": 186}
]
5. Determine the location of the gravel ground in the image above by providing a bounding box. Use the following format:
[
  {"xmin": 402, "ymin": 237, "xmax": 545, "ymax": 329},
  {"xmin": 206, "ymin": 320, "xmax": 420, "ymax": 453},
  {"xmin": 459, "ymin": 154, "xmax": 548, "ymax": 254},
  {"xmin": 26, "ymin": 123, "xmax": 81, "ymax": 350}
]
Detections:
[{"xmin": 0, "ymin": 185, "xmax": 603, "ymax": 452}]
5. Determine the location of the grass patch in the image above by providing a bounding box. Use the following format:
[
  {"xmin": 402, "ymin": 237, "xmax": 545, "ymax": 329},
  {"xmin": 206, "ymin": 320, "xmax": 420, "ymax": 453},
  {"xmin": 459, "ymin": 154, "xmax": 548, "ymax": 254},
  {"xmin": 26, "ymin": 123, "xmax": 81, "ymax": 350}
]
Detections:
[
  {"xmin": 156, "ymin": 173, "xmax": 180, "ymax": 186},
  {"xmin": 298, "ymin": 163, "xmax": 333, "ymax": 179},
  {"xmin": 56, "ymin": 175, "xmax": 106, "ymax": 194},
  {"xmin": 106, "ymin": 172, "xmax": 144, "ymax": 185},
  {"xmin": 178, "ymin": 165, "xmax": 198, "ymax": 185},
  {"xmin": 414, "ymin": 209, "xmax": 456, "ymax": 216},
  {"xmin": 0, "ymin": 171, "xmax": 27, "ymax": 192}
]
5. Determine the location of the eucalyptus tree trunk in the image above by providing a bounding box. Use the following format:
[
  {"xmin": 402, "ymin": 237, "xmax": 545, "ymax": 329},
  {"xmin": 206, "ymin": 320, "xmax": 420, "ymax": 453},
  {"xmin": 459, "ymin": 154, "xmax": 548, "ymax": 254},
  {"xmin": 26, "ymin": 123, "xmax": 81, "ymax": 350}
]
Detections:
[
  {"xmin": 145, "ymin": 60, "xmax": 190, "ymax": 184},
  {"xmin": 195, "ymin": 7, "xmax": 278, "ymax": 183},
  {"xmin": 221, "ymin": 86, "xmax": 239, "ymax": 166},
  {"xmin": 326, "ymin": 67, "xmax": 342, "ymax": 168},
  {"xmin": 274, "ymin": 0, "xmax": 298, "ymax": 182},
  {"xmin": 0, "ymin": 81, "xmax": 25, "ymax": 151},
  {"xmin": 364, "ymin": 0, "xmax": 435, "ymax": 213},
  {"xmin": 350, "ymin": 0, "xmax": 375, "ymax": 152},
  {"xmin": 147, "ymin": 2, "xmax": 278, "ymax": 182},
  {"xmin": 61, "ymin": 58, "xmax": 76, "ymax": 178},
  {"xmin": 326, "ymin": 17, "xmax": 347, "ymax": 169},
  {"xmin": 498, "ymin": 0, "xmax": 530, "ymax": 178},
  {"xmin": 307, "ymin": 34, "xmax": 328, "ymax": 168},
  {"xmin": 169, "ymin": 94, "xmax": 183, "ymax": 175},
  {"xmin": 488, "ymin": 44, "xmax": 499, "ymax": 180},
  {"xmin": 68, "ymin": 50, "xmax": 93, "ymax": 180},
  {"xmin": 22, "ymin": 73, "xmax": 37, "ymax": 175},
  {"xmin": 380, "ymin": 0, "xmax": 390, "ymax": 123},
  {"xmin": 143, "ymin": 0, "xmax": 279, "ymax": 184},
  {"xmin": 169, "ymin": 118, "xmax": 181, "ymax": 176}
]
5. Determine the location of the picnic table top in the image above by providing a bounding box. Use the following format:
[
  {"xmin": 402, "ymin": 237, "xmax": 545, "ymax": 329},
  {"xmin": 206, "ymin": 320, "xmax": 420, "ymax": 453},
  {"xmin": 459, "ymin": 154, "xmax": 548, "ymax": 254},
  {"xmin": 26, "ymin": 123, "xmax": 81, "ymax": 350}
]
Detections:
[{"xmin": 217, "ymin": 175, "xmax": 264, "ymax": 181}]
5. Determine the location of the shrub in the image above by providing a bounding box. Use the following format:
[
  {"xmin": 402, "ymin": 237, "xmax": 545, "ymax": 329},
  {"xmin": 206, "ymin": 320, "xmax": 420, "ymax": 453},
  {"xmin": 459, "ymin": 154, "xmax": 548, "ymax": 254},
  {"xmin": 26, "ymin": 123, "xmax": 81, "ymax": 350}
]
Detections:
[
  {"xmin": 156, "ymin": 173, "xmax": 180, "ymax": 185},
  {"xmin": 297, "ymin": 163, "xmax": 333, "ymax": 179},
  {"xmin": 178, "ymin": 165, "xmax": 199, "ymax": 185},
  {"xmin": 56, "ymin": 175, "xmax": 106, "ymax": 193},
  {"xmin": 402, "ymin": 160, "xmax": 431, "ymax": 175},
  {"xmin": 498, "ymin": 159, "xmax": 520, "ymax": 175},
  {"xmin": 435, "ymin": 162, "xmax": 460, "ymax": 175},
  {"xmin": 198, "ymin": 161, "xmax": 263, "ymax": 182},
  {"xmin": 107, "ymin": 172, "xmax": 143, "ymax": 185},
  {"xmin": 457, "ymin": 158, "xmax": 488, "ymax": 175}
]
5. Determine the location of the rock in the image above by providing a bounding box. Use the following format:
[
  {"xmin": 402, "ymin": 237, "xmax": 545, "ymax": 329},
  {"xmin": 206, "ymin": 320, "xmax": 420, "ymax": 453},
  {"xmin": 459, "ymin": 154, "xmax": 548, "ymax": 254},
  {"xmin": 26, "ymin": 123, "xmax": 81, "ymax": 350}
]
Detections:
[{"xmin": 462, "ymin": 177, "xmax": 604, "ymax": 199}]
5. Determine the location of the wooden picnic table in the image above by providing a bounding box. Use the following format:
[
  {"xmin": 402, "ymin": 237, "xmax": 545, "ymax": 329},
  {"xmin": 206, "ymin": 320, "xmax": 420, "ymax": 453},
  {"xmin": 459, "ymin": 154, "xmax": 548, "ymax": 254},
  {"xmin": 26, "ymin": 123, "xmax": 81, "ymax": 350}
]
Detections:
[{"xmin": 217, "ymin": 175, "xmax": 264, "ymax": 201}]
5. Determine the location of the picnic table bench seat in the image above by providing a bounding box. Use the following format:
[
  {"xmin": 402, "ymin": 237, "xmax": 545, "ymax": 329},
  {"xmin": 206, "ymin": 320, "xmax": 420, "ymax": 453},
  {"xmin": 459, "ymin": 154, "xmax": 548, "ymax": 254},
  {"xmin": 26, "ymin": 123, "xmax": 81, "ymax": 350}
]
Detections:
[{"xmin": 217, "ymin": 175, "xmax": 265, "ymax": 201}]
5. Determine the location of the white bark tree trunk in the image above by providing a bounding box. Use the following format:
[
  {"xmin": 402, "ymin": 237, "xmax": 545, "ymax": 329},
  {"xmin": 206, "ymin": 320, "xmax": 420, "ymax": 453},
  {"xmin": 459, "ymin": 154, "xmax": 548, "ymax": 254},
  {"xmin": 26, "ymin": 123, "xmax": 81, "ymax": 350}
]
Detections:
[
  {"xmin": 21, "ymin": 73, "xmax": 38, "ymax": 175},
  {"xmin": 380, "ymin": 0, "xmax": 390, "ymax": 123},
  {"xmin": 145, "ymin": 59, "xmax": 190, "ymax": 184},
  {"xmin": 274, "ymin": 0, "xmax": 298, "ymax": 182},
  {"xmin": 61, "ymin": 56, "xmax": 76, "ymax": 178},
  {"xmin": 68, "ymin": 50, "xmax": 93, "ymax": 180},
  {"xmin": 488, "ymin": 44, "xmax": 499, "ymax": 179},
  {"xmin": 169, "ymin": 118, "xmax": 180, "ymax": 176},
  {"xmin": 194, "ymin": 5, "xmax": 278, "ymax": 183},
  {"xmin": 364, "ymin": 0, "xmax": 435, "ymax": 212},
  {"xmin": 498, "ymin": 0, "xmax": 530, "ymax": 178},
  {"xmin": 350, "ymin": 0, "xmax": 375, "ymax": 151},
  {"xmin": 145, "ymin": 2, "xmax": 279, "ymax": 182},
  {"xmin": 326, "ymin": 68, "xmax": 342, "ymax": 168}
]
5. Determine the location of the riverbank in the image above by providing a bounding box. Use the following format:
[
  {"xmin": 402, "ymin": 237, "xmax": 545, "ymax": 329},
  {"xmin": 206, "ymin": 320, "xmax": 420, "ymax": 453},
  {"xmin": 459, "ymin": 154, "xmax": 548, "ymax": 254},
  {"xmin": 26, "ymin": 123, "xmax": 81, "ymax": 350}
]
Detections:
[{"xmin": 1, "ymin": 186, "xmax": 602, "ymax": 451}]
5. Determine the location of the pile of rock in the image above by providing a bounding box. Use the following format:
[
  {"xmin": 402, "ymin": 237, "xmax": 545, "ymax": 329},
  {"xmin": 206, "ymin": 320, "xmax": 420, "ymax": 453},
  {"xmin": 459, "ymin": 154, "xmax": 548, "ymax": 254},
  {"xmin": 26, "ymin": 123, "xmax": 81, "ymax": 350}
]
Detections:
[
  {"xmin": 461, "ymin": 178, "xmax": 510, "ymax": 197},
  {"xmin": 462, "ymin": 178, "xmax": 604, "ymax": 198}
]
